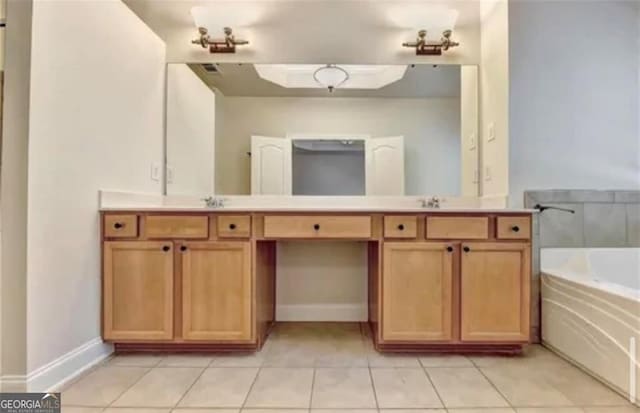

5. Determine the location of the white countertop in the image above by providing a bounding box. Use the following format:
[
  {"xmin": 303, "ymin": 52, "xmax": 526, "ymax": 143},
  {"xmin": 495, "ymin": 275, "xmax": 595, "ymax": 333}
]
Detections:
[{"xmin": 99, "ymin": 191, "xmax": 536, "ymax": 213}]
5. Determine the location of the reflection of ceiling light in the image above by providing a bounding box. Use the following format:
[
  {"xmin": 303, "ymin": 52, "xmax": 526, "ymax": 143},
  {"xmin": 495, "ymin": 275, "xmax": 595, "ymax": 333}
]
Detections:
[
  {"xmin": 254, "ymin": 64, "xmax": 408, "ymax": 90},
  {"xmin": 313, "ymin": 65, "xmax": 349, "ymax": 93}
]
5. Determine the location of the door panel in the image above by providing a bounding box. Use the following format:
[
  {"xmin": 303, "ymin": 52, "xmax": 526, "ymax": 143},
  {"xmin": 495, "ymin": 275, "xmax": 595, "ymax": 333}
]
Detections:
[
  {"xmin": 461, "ymin": 242, "xmax": 530, "ymax": 342},
  {"xmin": 251, "ymin": 135, "xmax": 292, "ymax": 195},
  {"xmin": 103, "ymin": 241, "xmax": 174, "ymax": 341},
  {"xmin": 182, "ymin": 242, "xmax": 253, "ymax": 341},
  {"xmin": 382, "ymin": 242, "xmax": 454, "ymax": 341},
  {"xmin": 365, "ymin": 136, "xmax": 405, "ymax": 195}
]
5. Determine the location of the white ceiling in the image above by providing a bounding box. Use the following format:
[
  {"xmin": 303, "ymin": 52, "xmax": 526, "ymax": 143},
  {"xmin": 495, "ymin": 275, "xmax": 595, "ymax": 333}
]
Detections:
[
  {"xmin": 187, "ymin": 62, "xmax": 461, "ymax": 98},
  {"xmin": 124, "ymin": 0, "xmax": 482, "ymax": 64}
]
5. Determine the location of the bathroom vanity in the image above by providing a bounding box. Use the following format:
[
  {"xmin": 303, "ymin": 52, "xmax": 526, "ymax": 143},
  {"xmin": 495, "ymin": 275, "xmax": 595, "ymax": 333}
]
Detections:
[{"xmin": 101, "ymin": 207, "xmax": 532, "ymax": 353}]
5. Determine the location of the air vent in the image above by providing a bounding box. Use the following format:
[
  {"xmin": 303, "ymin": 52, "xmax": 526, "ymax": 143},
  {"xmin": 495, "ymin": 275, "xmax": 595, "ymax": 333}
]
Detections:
[{"xmin": 202, "ymin": 63, "xmax": 221, "ymax": 74}]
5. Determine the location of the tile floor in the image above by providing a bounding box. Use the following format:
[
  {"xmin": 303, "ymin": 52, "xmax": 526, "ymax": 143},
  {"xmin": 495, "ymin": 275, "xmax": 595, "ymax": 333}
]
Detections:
[{"xmin": 61, "ymin": 323, "xmax": 638, "ymax": 413}]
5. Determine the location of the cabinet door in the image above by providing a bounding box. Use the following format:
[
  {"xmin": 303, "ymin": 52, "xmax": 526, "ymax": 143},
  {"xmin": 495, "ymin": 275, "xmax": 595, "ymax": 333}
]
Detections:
[
  {"xmin": 461, "ymin": 242, "xmax": 530, "ymax": 342},
  {"xmin": 182, "ymin": 242, "xmax": 253, "ymax": 341},
  {"xmin": 382, "ymin": 242, "xmax": 454, "ymax": 341},
  {"xmin": 103, "ymin": 241, "xmax": 174, "ymax": 341}
]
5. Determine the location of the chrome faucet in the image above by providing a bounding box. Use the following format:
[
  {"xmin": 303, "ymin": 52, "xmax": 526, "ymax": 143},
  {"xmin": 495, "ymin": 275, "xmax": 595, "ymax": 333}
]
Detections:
[
  {"xmin": 420, "ymin": 196, "xmax": 442, "ymax": 209},
  {"xmin": 202, "ymin": 196, "xmax": 227, "ymax": 208}
]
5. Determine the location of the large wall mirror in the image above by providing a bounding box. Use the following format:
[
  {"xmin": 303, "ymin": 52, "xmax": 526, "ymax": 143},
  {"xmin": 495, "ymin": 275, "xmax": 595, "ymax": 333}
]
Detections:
[{"xmin": 165, "ymin": 62, "xmax": 479, "ymax": 197}]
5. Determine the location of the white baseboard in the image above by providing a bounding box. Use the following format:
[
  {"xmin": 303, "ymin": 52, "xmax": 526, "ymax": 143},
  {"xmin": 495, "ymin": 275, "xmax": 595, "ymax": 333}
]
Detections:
[
  {"xmin": 19, "ymin": 337, "xmax": 113, "ymax": 392},
  {"xmin": 276, "ymin": 304, "xmax": 367, "ymax": 322}
]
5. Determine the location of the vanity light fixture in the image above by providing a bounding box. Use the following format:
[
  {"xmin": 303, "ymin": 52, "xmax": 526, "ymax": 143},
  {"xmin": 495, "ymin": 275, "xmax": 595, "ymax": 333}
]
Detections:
[
  {"xmin": 403, "ymin": 29, "xmax": 459, "ymax": 55},
  {"xmin": 191, "ymin": 26, "xmax": 249, "ymax": 53},
  {"xmin": 313, "ymin": 64, "xmax": 350, "ymax": 92}
]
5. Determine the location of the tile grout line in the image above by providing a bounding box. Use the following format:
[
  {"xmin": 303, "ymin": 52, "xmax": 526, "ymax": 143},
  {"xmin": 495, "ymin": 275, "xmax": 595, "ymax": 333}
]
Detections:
[
  {"xmin": 309, "ymin": 367, "xmax": 317, "ymax": 410},
  {"xmin": 239, "ymin": 365, "xmax": 262, "ymax": 410},
  {"xmin": 170, "ymin": 366, "xmax": 208, "ymax": 410},
  {"xmin": 421, "ymin": 365, "xmax": 446, "ymax": 410},
  {"xmin": 103, "ymin": 362, "xmax": 157, "ymax": 409},
  {"xmin": 367, "ymin": 365, "xmax": 380, "ymax": 410},
  {"xmin": 474, "ymin": 364, "xmax": 516, "ymax": 410}
]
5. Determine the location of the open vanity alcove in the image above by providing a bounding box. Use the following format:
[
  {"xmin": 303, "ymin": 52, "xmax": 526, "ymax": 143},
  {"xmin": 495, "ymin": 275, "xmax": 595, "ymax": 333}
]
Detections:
[{"xmin": 101, "ymin": 208, "xmax": 532, "ymax": 353}]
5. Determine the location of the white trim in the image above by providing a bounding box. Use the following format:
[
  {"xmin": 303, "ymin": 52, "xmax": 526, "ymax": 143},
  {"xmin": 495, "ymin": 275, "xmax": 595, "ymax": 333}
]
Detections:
[
  {"xmin": 23, "ymin": 337, "xmax": 113, "ymax": 392},
  {"xmin": 276, "ymin": 304, "xmax": 368, "ymax": 322}
]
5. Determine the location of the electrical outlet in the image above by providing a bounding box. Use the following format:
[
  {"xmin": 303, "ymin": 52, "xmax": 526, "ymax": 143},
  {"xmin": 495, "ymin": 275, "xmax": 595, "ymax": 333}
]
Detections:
[
  {"xmin": 469, "ymin": 132, "xmax": 476, "ymax": 150},
  {"xmin": 488, "ymin": 123, "xmax": 496, "ymax": 142},
  {"xmin": 150, "ymin": 162, "xmax": 161, "ymax": 182},
  {"xmin": 485, "ymin": 165, "xmax": 492, "ymax": 181}
]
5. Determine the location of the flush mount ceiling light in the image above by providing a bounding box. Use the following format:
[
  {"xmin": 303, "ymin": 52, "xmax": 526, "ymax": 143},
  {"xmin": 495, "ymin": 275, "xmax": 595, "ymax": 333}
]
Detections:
[
  {"xmin": 190, "ymin": 6, "xmax": 251, "ymax": 53},
  {"xmin": 254, "ymin": 64, "xmax": 408, "ymax": 91},
  {"xmin": 313, "ymin": 65, "xmax": 349, "ymax": 92}
]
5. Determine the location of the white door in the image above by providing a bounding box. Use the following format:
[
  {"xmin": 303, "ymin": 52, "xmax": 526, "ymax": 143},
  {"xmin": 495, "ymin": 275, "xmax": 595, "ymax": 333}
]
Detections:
[
  {"xmin": 251, "ymin": 136, "xmax": 292, "ymax": 195},
  {"xmin": 365, "ymin": 136, "xmax": 405, "ymax": 195}
]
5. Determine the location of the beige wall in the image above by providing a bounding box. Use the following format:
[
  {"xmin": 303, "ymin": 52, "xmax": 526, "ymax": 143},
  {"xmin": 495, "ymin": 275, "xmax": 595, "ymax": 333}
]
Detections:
[
  {"xmin": 216, "ymin": 96, "xmax": 461, "ymax": 196},
  {"xmin": 479, "ymin": 0, "xmax": 509, "ymax": 198},
  {"xmin": 0, "ymin": 0, "xmax": 167, "ymax": 390},
  {"xmin": 0, "ymin": 0, "xmax": 31, "ymax": 384}
]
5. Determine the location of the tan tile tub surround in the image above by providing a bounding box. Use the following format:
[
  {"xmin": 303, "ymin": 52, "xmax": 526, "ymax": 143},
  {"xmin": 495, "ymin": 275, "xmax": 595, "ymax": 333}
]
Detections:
[{"xmin": 541, "ymin": 248, "xmax": 640, "ymax": 406}]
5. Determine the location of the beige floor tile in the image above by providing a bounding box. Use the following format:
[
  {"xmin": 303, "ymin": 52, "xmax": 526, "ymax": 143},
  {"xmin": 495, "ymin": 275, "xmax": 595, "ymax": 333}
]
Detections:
[
  {"xmin": 314, "ymin": 340, "xmax": 369, "ymax": 367},
  {"xmin": 470, "ymin": 345, "xmax": 563, "ymax": 368},
  {"xmin": 177, "ymin": 367, "xmax": 258, "ymax": 408},
  {"xmin": 481, "ymin": 365, "xmax": 574, "ymax": 407},
  {"xmin": 62, "ymin": 408, "xmax": 104, "ymax": 413},
  {"xmin": 312, "ymin": 410, "xmax": 377, "ymax": 413},
  {"xmin": 311, "ymin": 368, "xmax": 377, "ymax": 408},
  {"xmin": 543, "ymin": 364, "xmax": 629, "ymax": 406},
  {"xmin": 244, "ymin": 368, "xmax": 314, "ymax": 408},
  {"xmin": 262, "ymin": 340, "xmax": 322, "ymax": 367},
  {"xmin": 210, "ymin": 352, "xmax": 266, "ymax": 367},
  {"xmin": 108, "ymin": 355, "xmax": 165, "ymax": 367},
  {"xmin": 419, "ymin": 355, "xmax": 473, "ymax": 367},
  {"xmin": 367, "ymin": 352, "xmax": 421, "ymax": 367},
  {"xmin": 243, "ymin": 410, "xmax": 308, "ymax": 413},
  {"xmin": 112, "ymin": 367, "xmax": 202, "ymax": 408},
  {"xmin": 63, "ymin": 367, "xmax": 149, "ymax": 407},
  {"xmin": 448, "ymin": 409, "xmax": 515, "ymax": 413},
  {"xmin": 379, "ymin": 410, "xmax": 446, "ymax": 413},
  {"xmin": 426, "ymin": 367, "xmax": 509, "ymax": 408},
  {"xmin": 515, "ymin": 408, "xmax": 584, "ymax": 412},
  {"xmin": 173, "ymin": 410, "xmax": 239, "ymax": 413},
  {"xmin": 583, "ymin": 407, "xmax": 640, "ymax": 412},
  {"xmin": 371, "ymin": 368, "xmax": 442, "ymax": 408},
  {"xmin": 158, "ymin": 355, "xmax": 213, "ymax": 367},
  {"xmin": 103, "ymin": 409, "xmax": 170, "ymax": 413}
]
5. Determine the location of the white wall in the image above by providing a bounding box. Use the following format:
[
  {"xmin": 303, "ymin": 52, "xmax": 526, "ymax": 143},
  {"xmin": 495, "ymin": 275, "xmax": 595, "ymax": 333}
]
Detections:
[
  {"xmin": 479, "ymin": 0, "xmax": 509, "ymax": 198},
  {"xmin": 217, "ymin": 97, "xmax": 461, "ymax": 196},
  {"xmin": 166, "ymin": 64, "xmax": 215, "ymax": 196},
  {"xmin": 22, "ymin": 0, "xmax": 166, "ymax": 390},
  {"xmin": 460, "ymin": 65, "xmax": 479, "ymax": 196},
  {"xmin": 509, "ymin": 0, "xmax": 640, "ymax": 205}
]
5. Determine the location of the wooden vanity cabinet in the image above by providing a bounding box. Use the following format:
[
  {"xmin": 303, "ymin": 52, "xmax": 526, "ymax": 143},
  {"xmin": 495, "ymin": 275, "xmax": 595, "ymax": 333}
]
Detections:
[
  {"xmin": 103, "ymin": 241, "xmax": 174, "ymax": 341},
  {"xmin": 181, "ymin": 241, "xmax": 253, "ymax": 342},
  {"xmin": 460, "ymin": 242, "xmax": 530, "ymax": 342},
  {"xmin": 381, "ymin": 242, "xmax": 454, "ymax": 342}
]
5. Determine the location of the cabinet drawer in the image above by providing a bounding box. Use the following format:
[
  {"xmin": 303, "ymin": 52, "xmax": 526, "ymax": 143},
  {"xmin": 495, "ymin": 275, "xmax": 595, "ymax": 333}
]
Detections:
[
  {"xmin": 384, "ymin": 216, "xmax": 418, "ymax": 238},
  {"xmin": 263, "ymin": 216, "xmax": 372, "ymax": 239},
  {"xmin": 104, "ymin": 215, "xmax": 138, "ymax": 238},
  {"xmin": 496, "ymin": 216, "xmax": 531, "ymax": 240},
  {"xmin": 145, "ymin": 216, "xmax": 209, "ymax": 239},
  {"xmin": 217, "ymin": 215, "xmax": 251, "ymax": 238},
  {"xmin": 426, "ymin": 216, "xmax": 489, "ymax": 239}
]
